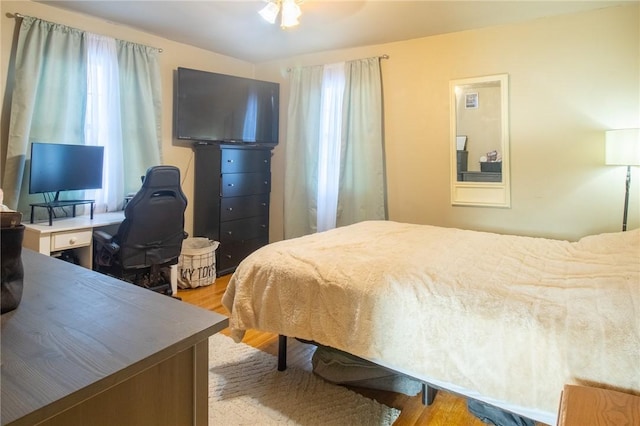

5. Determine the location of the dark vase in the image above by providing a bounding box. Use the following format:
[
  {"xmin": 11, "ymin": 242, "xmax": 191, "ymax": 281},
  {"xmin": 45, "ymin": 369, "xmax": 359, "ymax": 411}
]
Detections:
[{"xmin": 1, "ymin": 224, "xmax": 25, "ymax": 314}]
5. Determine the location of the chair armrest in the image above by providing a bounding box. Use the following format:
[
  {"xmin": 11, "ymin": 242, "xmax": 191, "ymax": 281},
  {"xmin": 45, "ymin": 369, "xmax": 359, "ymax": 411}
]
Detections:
[
  {"xmin": 93, "ymin": 230, "xmax": 113, "ymax": 244},
  {"xmin": 93, "ymin": 230, "xmax": 120, "ymax": 255}
]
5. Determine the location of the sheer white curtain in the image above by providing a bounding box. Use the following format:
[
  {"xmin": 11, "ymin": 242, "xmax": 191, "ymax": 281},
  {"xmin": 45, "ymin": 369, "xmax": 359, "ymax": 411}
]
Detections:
[
  {"xmin": 285, "ymin": 57, "xmax": 386, "ymax": 238},
  {"xmin": 317, "ymin": 62, "xmax": 345, "ymax": 232},
  {"xmin": 84, "ymin": 33, "xmax": 124, "ymax": 212}
]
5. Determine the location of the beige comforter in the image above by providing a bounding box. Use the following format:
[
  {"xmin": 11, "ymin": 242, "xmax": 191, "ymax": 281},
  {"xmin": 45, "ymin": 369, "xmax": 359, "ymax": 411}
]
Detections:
[{"xmin": 222, "ymin": 221, "xmax": 640, "ymax": 419}]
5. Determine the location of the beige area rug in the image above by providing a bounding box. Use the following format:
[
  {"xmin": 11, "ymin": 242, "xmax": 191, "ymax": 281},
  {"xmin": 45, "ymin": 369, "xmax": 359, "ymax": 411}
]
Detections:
[{"xmin": 209, "ymin": 334, "xmax": 401, "ymax": 425}]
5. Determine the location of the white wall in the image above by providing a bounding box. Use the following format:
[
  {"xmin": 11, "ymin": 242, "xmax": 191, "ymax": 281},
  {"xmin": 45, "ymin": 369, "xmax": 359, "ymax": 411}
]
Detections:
[{"xmin": 257, "ymin": 3, "xmax": 639, "ymax": 241}]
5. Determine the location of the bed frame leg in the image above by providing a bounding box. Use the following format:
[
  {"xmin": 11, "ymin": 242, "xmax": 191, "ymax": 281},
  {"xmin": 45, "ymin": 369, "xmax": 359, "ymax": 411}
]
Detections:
[
  {"xmin": 277, "ymin": 335, "xmax": 287, "ymax": 371},
  {"xmin": 422, "ymin": 383, "xmax": 437, "ymax": 405}
]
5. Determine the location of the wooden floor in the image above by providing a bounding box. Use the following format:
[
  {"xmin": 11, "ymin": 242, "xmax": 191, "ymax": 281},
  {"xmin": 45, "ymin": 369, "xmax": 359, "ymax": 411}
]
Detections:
[{"xmin": 177, "ymin": 274, "xmax": 544, "ymax": 426}]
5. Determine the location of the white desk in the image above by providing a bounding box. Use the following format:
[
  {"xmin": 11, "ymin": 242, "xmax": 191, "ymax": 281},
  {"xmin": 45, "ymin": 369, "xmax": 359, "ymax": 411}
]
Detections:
[{"xmin": 22, "ymin": 211, "xmax": 125, "ymax": 269}]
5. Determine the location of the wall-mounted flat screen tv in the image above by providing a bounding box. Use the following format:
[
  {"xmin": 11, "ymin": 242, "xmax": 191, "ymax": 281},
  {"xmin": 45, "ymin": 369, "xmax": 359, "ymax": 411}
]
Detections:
[
  {"xmin": 175, "ymin": 67, "xmax": 280, "ymax": 146},
  {"xmin": 29, "ymin": 142, "xmax": 104, "ymax": 202}
]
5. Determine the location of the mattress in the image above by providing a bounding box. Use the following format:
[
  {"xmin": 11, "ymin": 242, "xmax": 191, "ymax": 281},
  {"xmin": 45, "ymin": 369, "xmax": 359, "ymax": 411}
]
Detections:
[{"xmin": 222, "ymin": 221, "xmax": 640, "ymax": 424}]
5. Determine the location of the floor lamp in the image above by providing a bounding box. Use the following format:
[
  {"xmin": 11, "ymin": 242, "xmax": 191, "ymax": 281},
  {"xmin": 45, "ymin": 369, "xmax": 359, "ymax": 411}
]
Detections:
[{"xmin": 605, "ymin": 128, "xmax": 640, "ymax": 231}]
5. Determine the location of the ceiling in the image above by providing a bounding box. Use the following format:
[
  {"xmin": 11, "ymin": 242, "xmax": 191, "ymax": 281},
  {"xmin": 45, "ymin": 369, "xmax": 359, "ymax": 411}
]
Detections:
[{"xmin": 37, "ymin": 1, "xmax": 630, "ymax": 63}]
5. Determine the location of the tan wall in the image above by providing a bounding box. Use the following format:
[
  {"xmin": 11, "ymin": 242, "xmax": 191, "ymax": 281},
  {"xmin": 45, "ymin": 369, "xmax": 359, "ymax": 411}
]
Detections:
[
  {"xmin": 3, "ymin": 2, "xmax": 638, "ymax": 242},
  {"xmin": 1, "ymin": 0, "xmax": 256, "ymax": 236},
  {"xmin": 258, "ymin": 3, "xmax": 639, "ymax": 241}
]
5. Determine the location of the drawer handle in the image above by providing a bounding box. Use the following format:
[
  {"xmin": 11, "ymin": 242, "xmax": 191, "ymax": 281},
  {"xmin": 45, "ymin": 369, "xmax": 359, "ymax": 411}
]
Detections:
[
  {"xmin": 227, "ymin": 231, "xmax": 233, "ymax": 235},
  {"xmin": 264, "ymin": 181, "xmax": 268, "ymax": 185},
  {"xmin": 263, "ymin": 159, "xmax": 268, "ymax": 163},
  {"xmin": 69, "ymin": 237, "xmax": 77, "ymax": 245},
  {"xmin": 228, "ymin": 183, "xmax": 235, "ymax": 187},
  {"xmin": 261, "ymin": 203, "xmax": 267, "ymax": 207},
  {"xmin": 227, "ymin": 159, "xmax": 234, "ymax": 163},
  {"xmin": 261, "ymin": 224, "xmax": 267, "ymax": 228},
  {"xmin": 227, "ymin": 207, "xmax": 233, "ymax": 211}
]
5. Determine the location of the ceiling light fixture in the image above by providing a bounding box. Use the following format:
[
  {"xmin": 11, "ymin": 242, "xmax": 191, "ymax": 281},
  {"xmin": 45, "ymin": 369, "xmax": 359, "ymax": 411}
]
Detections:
[{"xmin": 259, "ymin": 0, "xmax": 302, "ymax": 29}]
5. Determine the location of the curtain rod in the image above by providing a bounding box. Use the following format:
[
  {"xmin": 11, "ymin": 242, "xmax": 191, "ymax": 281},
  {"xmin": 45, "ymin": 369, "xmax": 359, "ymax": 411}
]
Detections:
[
  {"xmin": 287, "ymin": 54, "xmax": 389, "ymax": 72},
  {"xmin": 10, "ymin": 12, "xmax": 163, "ymax": 53}
]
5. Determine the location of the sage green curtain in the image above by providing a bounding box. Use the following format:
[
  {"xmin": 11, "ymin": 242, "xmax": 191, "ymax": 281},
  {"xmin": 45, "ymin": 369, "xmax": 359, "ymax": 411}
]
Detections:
[
  {"xmin": 284, "ymin": 58, "xmax": 386, "ymax": 238},
  {"xmin": 337, "ymin": 57, "xmax": 386, "ymax": 226},
  {"xmin": 116, "ymin": 41, "xmax": 163, "ymax": 195},
  {"xmin": 284, "ymin": 65, "xmax": 324, "ymax": 238},
  {"xmin": 2, "ymin": 16, "xmax": 162, "ymax": 217},
  {"xmin": 3, "ymin": 17, "xmax": 87, "ymax": 212}
]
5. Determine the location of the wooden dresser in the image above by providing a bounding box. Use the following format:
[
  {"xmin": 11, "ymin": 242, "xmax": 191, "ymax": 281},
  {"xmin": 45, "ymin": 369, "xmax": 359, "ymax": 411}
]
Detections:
[
  {"xmin": 557, "ymin": 384, "xmax": 640, "ymax": 426},
  {"xmin": 194, "ymin": 143, "xmax": 271, "ymax": 276}
]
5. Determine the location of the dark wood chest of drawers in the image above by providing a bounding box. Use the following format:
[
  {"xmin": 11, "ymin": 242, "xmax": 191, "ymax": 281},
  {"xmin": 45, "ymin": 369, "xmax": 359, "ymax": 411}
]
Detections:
[{"xmin": 193, "ymin": 144, "xmax": 272, "ymax": 276}]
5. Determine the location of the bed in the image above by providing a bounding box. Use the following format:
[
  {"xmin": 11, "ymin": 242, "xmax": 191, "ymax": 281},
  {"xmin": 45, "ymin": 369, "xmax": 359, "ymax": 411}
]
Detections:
[{"xmin": 222, "ymin": 220, "xmax": 640, "ymax": 425}]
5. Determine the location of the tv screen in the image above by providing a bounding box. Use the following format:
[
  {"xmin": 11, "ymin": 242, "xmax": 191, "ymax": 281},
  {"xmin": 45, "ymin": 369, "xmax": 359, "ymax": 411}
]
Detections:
[
  {"xmin": 175, "ymin": 67, "xmax": 279, "ymax": 145},
  {"xmin": 29, "ymin": 142, "xmax": 104, "ymax": 200}
]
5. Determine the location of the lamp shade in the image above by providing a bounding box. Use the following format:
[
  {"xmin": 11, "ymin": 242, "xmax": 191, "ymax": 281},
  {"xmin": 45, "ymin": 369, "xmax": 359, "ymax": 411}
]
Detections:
[
  {"xmin": 259, "ymin": 1, "xmax": 280, "ymax": 24},
  {"xmin": 605, "ymin": 128, "xmax": 640, "ymax": 166},
  {"xmin": 281, "ymin": 0, "xmax": 301, "ymax": 27}
]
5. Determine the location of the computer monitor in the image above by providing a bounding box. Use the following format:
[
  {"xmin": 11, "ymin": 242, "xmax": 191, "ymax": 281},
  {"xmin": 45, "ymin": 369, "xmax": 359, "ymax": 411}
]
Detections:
[{"xmin": 29, "ymin": 142, "xmax": 104, "ymax": 202}]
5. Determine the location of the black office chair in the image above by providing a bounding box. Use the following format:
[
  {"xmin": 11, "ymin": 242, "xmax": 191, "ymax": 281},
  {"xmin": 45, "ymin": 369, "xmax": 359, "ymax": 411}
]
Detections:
[{"xmin": 93, "ymin": 165, "xmax": 188, "ymax": 296}]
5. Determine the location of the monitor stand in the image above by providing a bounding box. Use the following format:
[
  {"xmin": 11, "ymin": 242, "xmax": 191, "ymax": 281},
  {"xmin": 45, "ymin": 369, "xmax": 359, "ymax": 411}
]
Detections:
[{"xmin": 30, "ymin": 200, "xmax": 95, "ymax": 226}]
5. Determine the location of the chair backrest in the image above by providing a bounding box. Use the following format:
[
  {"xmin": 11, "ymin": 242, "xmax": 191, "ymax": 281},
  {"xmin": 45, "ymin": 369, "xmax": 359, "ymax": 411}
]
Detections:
[{"xmin": 116, "ymin": 165, "xmax": 187, "ymax": 269}]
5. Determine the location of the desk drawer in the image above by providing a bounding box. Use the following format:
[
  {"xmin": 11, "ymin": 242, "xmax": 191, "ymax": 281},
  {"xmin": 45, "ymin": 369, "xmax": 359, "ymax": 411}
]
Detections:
[
  {"xmin": 51, "ymin": 230, "xmax": 92, "ymax": 251},
  {"xmin": 460, "ymin": 171, "xmax": 502, "ymax": 182}
]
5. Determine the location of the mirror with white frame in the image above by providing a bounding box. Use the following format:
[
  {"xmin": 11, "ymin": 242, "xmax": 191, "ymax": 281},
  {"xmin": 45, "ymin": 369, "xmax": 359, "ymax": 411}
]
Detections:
[{"xmin": 450, "ymin": 74, "xmax": 510, "ymax": 207}]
